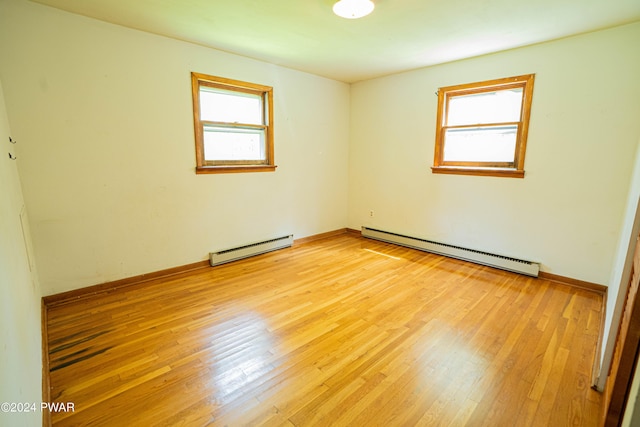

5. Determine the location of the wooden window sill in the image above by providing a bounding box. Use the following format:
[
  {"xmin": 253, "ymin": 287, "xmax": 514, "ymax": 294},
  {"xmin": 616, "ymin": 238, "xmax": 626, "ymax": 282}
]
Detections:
[
  {"xmin": 196, "ymin": 165, "xmax": 277, "ymax": 174},
  {"xmin": 431, "ymin": 166, "xmax": 524, "ymax": 178}
]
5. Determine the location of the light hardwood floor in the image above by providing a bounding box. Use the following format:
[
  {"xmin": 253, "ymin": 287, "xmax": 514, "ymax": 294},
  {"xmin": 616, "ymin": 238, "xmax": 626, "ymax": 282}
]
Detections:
[{"xmin": 46, "ymin": 233, "xmax": 603, "ymax": 426}]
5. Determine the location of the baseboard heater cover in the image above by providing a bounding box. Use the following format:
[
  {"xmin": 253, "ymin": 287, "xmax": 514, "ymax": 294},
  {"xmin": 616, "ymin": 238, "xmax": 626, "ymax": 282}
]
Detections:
[
  {"xmin": 210, "ymin": 234, "xmax": 294, "ymax": 267},
  {"xmin": 361, "ymin": 227, "xmax": 540, "ymax": 277}
]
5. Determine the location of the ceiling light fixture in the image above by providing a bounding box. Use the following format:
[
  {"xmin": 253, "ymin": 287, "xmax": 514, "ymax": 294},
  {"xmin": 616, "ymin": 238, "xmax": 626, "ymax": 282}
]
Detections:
[{"xmin": 332, "ymin": 0, "xmax": 375, "ymax": 19}]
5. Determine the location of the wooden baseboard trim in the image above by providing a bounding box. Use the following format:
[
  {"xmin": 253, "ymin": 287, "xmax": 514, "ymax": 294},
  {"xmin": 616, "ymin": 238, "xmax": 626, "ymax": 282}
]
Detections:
[
  {"xmin": 43, "ymin": 230, "xmax": 605, "ymax": 307},
  {"xmin": 43, "ymin": 260, "xmax": 211, "ymax": 307},
  {"xmin": 41, "ymin": 299, "xmax": 51, "ymax": 427},
  {"xmin": 43, "ymin": 229, "xmax": 357, "ymax": 307},
  {"xmin": 538, "ymin": 271, "xmax": 607, "ymax": 295},
  {"xmin": 352, "ymin": 226, "xmax": 605, "ymax": 295},
  {"xmin": 294, "ymin": 228, "xmax": 350, "ymax": 245}
]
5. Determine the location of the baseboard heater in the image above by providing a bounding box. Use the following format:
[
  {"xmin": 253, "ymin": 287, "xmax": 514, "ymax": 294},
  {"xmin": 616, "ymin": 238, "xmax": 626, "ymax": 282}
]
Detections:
[
  {"xmin": 361, "ymin": 227, "xmax": 539, "ymax": 277},
  {"xmin": 210, "ymin": 234, "xmax": 294, "ymax": 267}
]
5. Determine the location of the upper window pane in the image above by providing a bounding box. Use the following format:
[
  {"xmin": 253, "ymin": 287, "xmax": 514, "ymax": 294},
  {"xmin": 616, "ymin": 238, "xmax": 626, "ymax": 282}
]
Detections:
[
  {"xmin": 199, "ymin": 87, "xmax": 263, "ymax": 125},
  {"xmin": 447, "ymin": 88, "xmax": 523, "ymax": 126}
]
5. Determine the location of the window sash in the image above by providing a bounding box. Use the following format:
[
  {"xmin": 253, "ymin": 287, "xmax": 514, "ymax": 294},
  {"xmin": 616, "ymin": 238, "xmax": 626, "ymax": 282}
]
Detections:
[
  {"xmin": 441, "ymin": 123, "xmax": 520, "ymax": 167},
  {"xmin": 199, "ymin": 86, "xmax": 265, "ymax": 126},
  {"xmin": 445, "ymin": 88, "xmax": 524, "ymax": 127},
  {"xmin": 202, "ymin": 124, "xmax": 267, "ymax": 165}
]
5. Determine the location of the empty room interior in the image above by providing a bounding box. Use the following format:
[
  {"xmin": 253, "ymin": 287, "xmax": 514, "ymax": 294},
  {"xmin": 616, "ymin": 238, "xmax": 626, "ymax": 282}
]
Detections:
[{"xmin": 1, "ymin": 0, "xmax": 640, "ymax": 425}]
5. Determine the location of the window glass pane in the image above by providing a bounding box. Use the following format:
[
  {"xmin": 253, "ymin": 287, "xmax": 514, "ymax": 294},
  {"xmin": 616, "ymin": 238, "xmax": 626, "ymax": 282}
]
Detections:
[
  {"xmin": 203, "ymin": 126, "xmax": 265, "ymax": 161},
  {"xmin": 447, "ymin": 88, "xmax": 523, "ymax": 126},
  {"xmin": 443, "ymin": 125, "xmax": 517, "ymax": 163},
  {"xmin": 200, "ymin": 87, "xmax": 262, "ymax": 125}
]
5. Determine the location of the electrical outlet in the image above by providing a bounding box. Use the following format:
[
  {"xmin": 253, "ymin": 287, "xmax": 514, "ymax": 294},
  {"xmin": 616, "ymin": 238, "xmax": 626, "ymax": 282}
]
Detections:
[{"xmin": 369, "ymin": 210, "xmax": 374, "ymax": 217}]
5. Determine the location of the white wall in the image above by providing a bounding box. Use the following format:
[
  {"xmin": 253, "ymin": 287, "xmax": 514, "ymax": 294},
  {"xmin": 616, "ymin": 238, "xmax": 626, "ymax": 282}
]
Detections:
[
  {"xmin": 1, "ymin": 0, "xmax": 639, "ymax": 419},
  {"xmin": 0, "ymin": 78, "xmax": 42, "ymax": 426},
  {"xmin": 349, "ymin": 22, "xmax": 640, "ymax": 285},
  {"xmin": 0, "ymin": 0, "xmax": 350, "ymax": 296}
]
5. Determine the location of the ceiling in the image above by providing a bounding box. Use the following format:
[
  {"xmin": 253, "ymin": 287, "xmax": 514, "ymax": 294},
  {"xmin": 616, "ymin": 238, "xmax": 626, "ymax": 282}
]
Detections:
[{"xmin": 29, "ymin": 0, "xmax": 640, "ymax": 83}]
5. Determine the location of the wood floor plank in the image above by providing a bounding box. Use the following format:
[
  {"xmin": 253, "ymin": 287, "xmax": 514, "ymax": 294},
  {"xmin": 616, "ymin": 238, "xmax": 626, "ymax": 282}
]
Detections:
[{"xmin": 46, "ymin": 234, "xmax": 604, "ymax": 426}]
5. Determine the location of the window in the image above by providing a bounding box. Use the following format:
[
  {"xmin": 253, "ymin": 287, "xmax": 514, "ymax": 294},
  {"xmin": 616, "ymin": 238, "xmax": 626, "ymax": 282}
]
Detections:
[
  {"xmin": 191, "ymin": 72, "xmax": 275, "ymax": 174},
  {"xmin": 432, "ymin": 74, "xmax": 535, "ymax": 178}
]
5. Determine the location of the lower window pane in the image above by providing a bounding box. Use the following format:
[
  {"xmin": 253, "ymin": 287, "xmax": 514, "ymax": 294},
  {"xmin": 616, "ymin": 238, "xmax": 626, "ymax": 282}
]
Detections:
[
  {"xmin": 443, "ymin": 125, "xmax": 517, "ymax": 163},
  {"xmin": 203, "ymin": 127, "xmax": 265, "ymax": 162}
]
